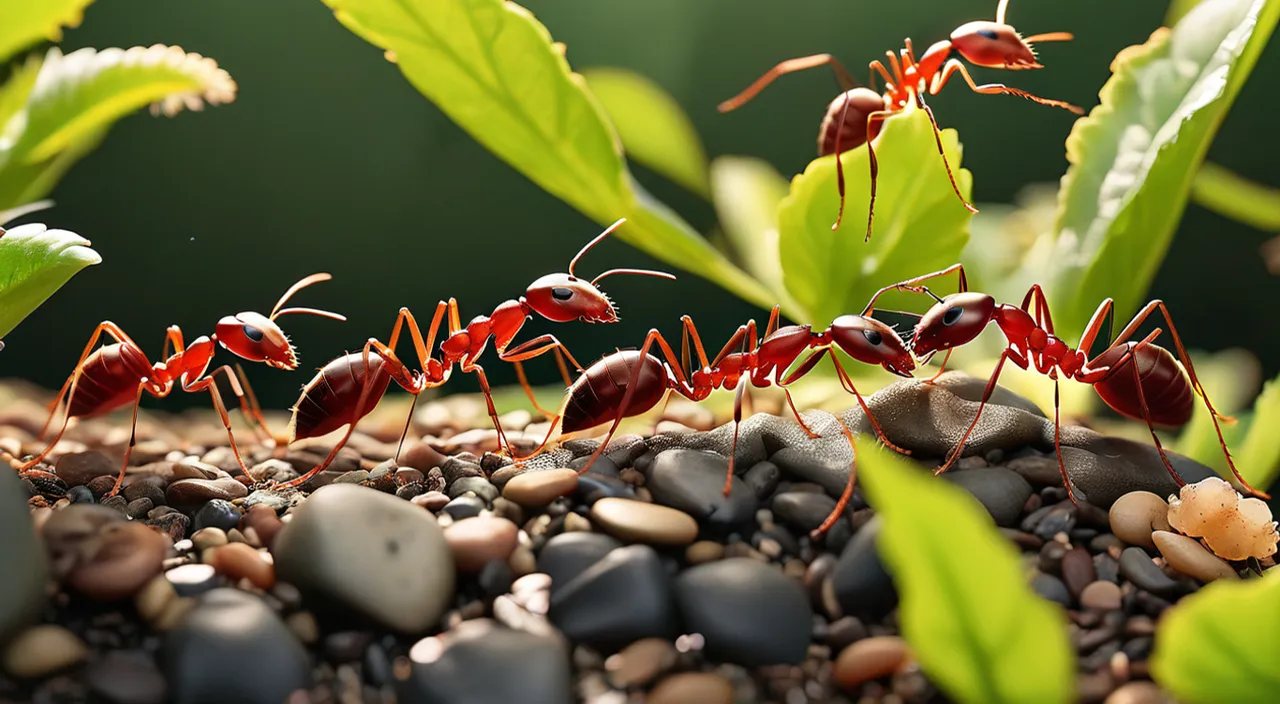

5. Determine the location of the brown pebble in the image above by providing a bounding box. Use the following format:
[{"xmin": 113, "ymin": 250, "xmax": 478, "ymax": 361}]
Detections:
[
  {"xmin": 286, "ymin": 611, "xmax": 320, "ymax": 645},
  {"xmin": 1109, "ymin": 492, "xmax": 1170, "ymax": 551},
  {"xmin": 68, "ymin": 522, "xmax": 170, "ymax": 601},
  {"xmin": 502, "ymin": 468, "xmax": 579, "ymax": 507},
  {"xmin": 134, "ymin": 575, "xmax": 177, "ymax": 622},
  {"xmin": 54, "ymin": 451, "xmax": 115, "ymax": 486},
  {"xmin": 508, "ymin": 544, "xmax": 537, "ymax": 578},
  {"xmin": 444, "ymin": 516, "xmax": 519, "ymax": 572},
  {"xmin": 166, "ymin": 477, "xmax": 247, "ymax": 510},
  {"xmin": 648, "ymin": 672, "xmax": 734, "ymax": 704},
  {"xmin": 605, "ymin": 638, "xmax": 677, "ymax": 688},
  {"xmin": 834, "ymin": 636, "xmax": 911, "ymax": 690},
  {"xmin": 1152, "ymin": 530, "xmax": 1239, "ymax": 583},
  {"xmin": 1105, "ymin": 681, "xmax": 1172, "ymax": 704},
  {"xmin": 1061, "ymin": 547, "xmax": 1096, "ymax": 597},
  {"xmin": 563, "ymin": 512, "xmax": 591, "ymax": 533},
  {"xmin": 411, "ymin": 491, "xmax": 451, "ymax": 512},
  {"xmin": 241, "ymin": 504, "xmax": 285, "ymax": 549},
  {"xmin": 2, "ymin": 625, "xmax": 89, "ymax": 678},
  {"xmin": 589, "ymin": 498, "xmax": 698, "ymax": 545},
  {"xmin": 191, "ymin": 527, "xmax": 228, "ymax": 551},
  {"xmin": 1080, "ymin": 580, "xmax": 1123, "ymax": 611},
  {"xmin": 153, "ymin": 596, "xmax": 196, "ymax": 631},
  {"xmin": 685, "ymin": 541, "xmax": 725, "ymax": 564},
  {"xmin": 210, "ymin": 542, "xmax": 274, "ymax": 589}
]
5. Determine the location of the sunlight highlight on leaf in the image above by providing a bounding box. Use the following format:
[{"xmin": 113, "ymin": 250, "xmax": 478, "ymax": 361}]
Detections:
[{"xmin": 0, "ymin": 223, "xmax": 100, "ymax": 338}]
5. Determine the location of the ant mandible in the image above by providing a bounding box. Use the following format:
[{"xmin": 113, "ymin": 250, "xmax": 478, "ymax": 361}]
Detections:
[
  {"xmin": 863, "ymin": 263, "xmax": 1270, "ymax": 503},
  {"xmin": 717, "ymin": 0, "xmax": 1084, "ymax": 242},
  {"xmin": 271, "ymin": 218, "xmax": 676, "ymax": 490},
  {"xmin": 16, "ymin": 273, "xmax": 345, "ymax": 497}
]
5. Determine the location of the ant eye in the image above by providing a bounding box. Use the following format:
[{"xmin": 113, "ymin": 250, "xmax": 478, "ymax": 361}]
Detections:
[
  {"xmin": 977, "ymin": 29, "xmax": 999, "ymax": 40},
  {"xmin": 862, "ymin": 329, "xmax": 883, "ymax": 346},
  {"xmin": 551, "ymin": 287, "xmax": 574, "ymax": 301},
  {"xmin": 242, "ymin": 324, "xmax": 264, "ymax": 342},
  {"xmin": 942, "ymin": 307, "xmax": 964, "ymax": 326}
]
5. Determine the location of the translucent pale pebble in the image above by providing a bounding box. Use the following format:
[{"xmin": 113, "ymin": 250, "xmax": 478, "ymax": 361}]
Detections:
[{"xmin": 1167, "ymin": 477, "xmax": 1279, "ymax": 561}]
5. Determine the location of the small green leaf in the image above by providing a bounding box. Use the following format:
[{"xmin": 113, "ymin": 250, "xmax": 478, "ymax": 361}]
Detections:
[
  {"xmin": 1049, "ymin": 0, "xmax": 1280, "ymax": 337},
  {"xmin": 857, "ymin": 439, "xmax": 1075, "ymax": 704},
  {"xmin": 582, "ymin": 67, "xmax": 710, "ymax": 198},
  {"xmin": 1236, "ymin": 372, "xmax": 1280, "ymax": 491},
  {"xmin": 0, "ymin": 222, "xmax": 101, "ymax": 338},
  {"xmin": 1191, "ymin": 161, "xmax": 1280, "ymax": 232},
  {"xmin": 777, "ymin": 101, "xmax": 973, "ymax": 325},
  {"xmin": 1168, "ymin": 0, "xmax": 1208, "ymax": 24},
  {"xmin": 0, "ymin": 0, "xmax": 94, "ymax": 65},
  {"xmin": 0, "ymin": 54, "xmax": 43, "ymax": 134},
  {"xmin": 320, "ymin": 0, "xmax": 778, "ymax": 313},
  {"xmin": 709, "ymin": 155, "xmax": 792, "ymax": 300},
  {"xmin": 1172, "ymin": 348, "xmax": 1259, "ymax": 474},
  {"xmin": 1150, "ymin": 569, "xmax": 1280, "ymax": 703}
]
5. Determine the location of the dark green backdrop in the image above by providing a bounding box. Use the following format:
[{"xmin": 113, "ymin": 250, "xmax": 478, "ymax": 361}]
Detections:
[{"xmin": 2, "ymin": 0, "xmax": 1276, "ymax": 411}]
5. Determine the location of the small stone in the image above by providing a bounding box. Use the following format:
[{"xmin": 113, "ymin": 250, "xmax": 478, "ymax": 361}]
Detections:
[
  {"xmin": 448, "ymin": 476, "xmax": 498, "ymax": 503},
  {"xmin": 645, "ymin": 449, "xmax": 758, "ymax": 531},
  {"xmin": 210, "ymin": 543, "xmax": 274, "ymax": 590},
  {"xmin": 478, "ymin": 559, "xmax": 514, "ymax": 597},
  {"xmin": 442, "ymin": 495, "xmax": 486, "ymax": 520},
  {"xmin": 502, "ymin": 468, "xmax": 579, "ymax": 507},
  {"xmin": 67, "ymin": 521, "xmax": 170, "ymax": 601},
  {"xmin": 243, "ymin": 490, "xmax": 290, "ymax": 513},
  {"xmin": 942, "ymin": 467, "xmax": 1033, "ymax": 527},
  {"xmin": 548, "ymin": 544, "xmax": 678, "ymax": 652},
  {"xmin": 605, "ymin": 637, "xmax": 677, "ymax": 688},
  {"xmin": 55, "ymin": 451, "xmax": 115, "ymax": 486},
  {"xmin": 1032, "ymin": 573, "xmax": 1071, "ymax": 607},
  {"xmin": 1109, "ymin": 492, "xmax": 1171, "ymax": 551},
  {"xmin": 1152, "ymin": 530, "xmax": 1239, "ymax": 583},
  {"xmin": 136, "ymin": 575, "xmax": 177, "ymax": 622},
  {"xmin": 166, "ymin": 478, "xmax": 247, "ymax": 511},
  {"xmin": 1119, "ymin": 547, "xmax": 1179, "ymax": 595},
  {"xmin": 537, "ymin": 532, "xmax": 623, "ymax": 595},
  {"xmin": 192, "ymin": 527, "xmax": 228, "ymax": 551},
  {"xmin": 829, "ymin": 517, "xmax": 897, "ymax": 623},
  {"xmin": 648, "ymin": 673, "xmax": 734, "ymax": 704},
  {"xmin": 1080, "ymin": 580, "xmax": 1123, "ymax": 611},
  {"xmin": 403, "ymin": 619, "xmax": 570, "ymax": 704},
  {"xmin": 589, "ymin": 498, "xmax": 698, "ymax": 546},
  {"xmin": 743, "ymin": 461, "xmax": 781, "ymax": 500},
  {"xmin": 1061, "ymin": 547, "xmax": 1097, "ymax": 597},
  {"xmin": 2, "ymin": 625, "xmax": 88, "ymax": 678},
  {"xmin": 165, "ymin": 564, "xmax": 224, "ymax": 598},
  {"xmin": 771, "ymin": 492, "xmax": 839, "ymax": 533},
  {"xmin": 834, "ymin": 636, "xmax": 911, "ymax": 691},
  {"xmin": 674, "ymin": 558, "xmax": 811, "ymax": 666},
  {"xmin": 685, "ymin": 540, "xmax": 725, "ymax": 565},
  {"xmin": 286, "ymin": 611, "xmax": 320, "ymax": 645},
  {"xmin": 67, "ymin": 485, "xmax": 95, "ymax": 504},
  {"xmin": 85, "ymin": 650, "xmax": 167, "ymax": 704},
  {"xmin": 126, "ymin": 497, "xmax": 154, "ymax": 519},
  {"xmin": 444, "ymin": 516, "xmax": 519, "ymax": 573}
]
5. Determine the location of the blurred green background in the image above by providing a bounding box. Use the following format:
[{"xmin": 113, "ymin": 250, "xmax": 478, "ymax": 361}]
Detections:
[{"xmin": 1, "ymin": 0, "xmax": 1276, "ymax": 410}]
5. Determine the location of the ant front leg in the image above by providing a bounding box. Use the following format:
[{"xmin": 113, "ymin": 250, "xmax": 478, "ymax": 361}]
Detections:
[
  {"xmin": 181, "ymin": 365, "xmax": 266, "ymax": 478},
  {"xmin": 827, "ymin": 349, "xmax": 911, "ymax": 456},
  {"xmin": 936, "ymin": 347, "xmax": 1029, "ymax": 475},
  {"xmin": 931, "ymin": 59, "xmax": 1085, "ymax": 115},
  {"xmin": 103, "ymin": 381, "xmax": 157, "ymax": 498}
]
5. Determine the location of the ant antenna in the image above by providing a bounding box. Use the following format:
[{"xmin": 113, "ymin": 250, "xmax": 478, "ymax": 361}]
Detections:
[
  {"xmin": 269, "ymin": 273, "xmax": 347, "ymax": 322},
  {"xmin": 922, "ymin": 286, "xmax": 945, "ymax": 304},
  {"xmin": 591, "ymin": 268, "xmax": 677, "ymax": 286},
  {"xmin": 568, "ymin": 218, "xmax": 627, "ymax": 278},
  {"xmin": 996, "ymin": 0, "xmax": 1011, "ymax": 24}
]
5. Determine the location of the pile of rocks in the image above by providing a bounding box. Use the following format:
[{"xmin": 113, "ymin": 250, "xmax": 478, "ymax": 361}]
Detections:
[{"xmin": 0, "ymin": 373, "xmax": 1263, "ymax": 704}]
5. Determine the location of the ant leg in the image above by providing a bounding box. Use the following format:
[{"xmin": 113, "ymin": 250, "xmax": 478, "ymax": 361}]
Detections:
[
  {"xmin": 718, "ymin": 54, "xmax": 858, "ymax": 113},
  {"xmin": 104, "ymin": 382, "xmax": 153, "ymax": 498},
  {"xmin": 828, "ymin": 352, "xmax": 912, "ymax": 456},
  {"xmin": 914, "ymin": 90, "xmax": 978, "ymax": 215},
  {"xmin": 466, "ymin": 364, "xmax": 523, "ymax": 460},
  {"xmin": 511, "ymin": 361, "xmax": 559, "ymax": 419},
  {"xmin": 863, "ymin": 111, "xmax": 894, "ymax": 242},
  {"xmin": 925, "ymin": 349, "xmax": 954, "ymax": 384},
  {"xmin": 832, "ymin": 91, "xmax": 854, "ymax": 232},
  {"xmin": 1050, "ymin": 376, "xmax": 1081, "ymax": 504},
  {"xmin": 183, "ymin": 370, "xmax": 252, "ymax": 478},
  {"xmin": 932, "ymin": 59, "xmax": 1084, "ymax": 114},
  {"xmin": 783, "ymin": 389, "xmax": 821, "ymax": 439},
  {"xmin": 1125, "ymin": 335, "xmax": 1191, "ymax": 493},
  {"xmin": 501, "ymin": 335, "xmax": 590, "ymax": 419},
  {"xmin": 811, "ymin": 416, "xmax": 859, "ymax": 539},
  {"xmin": 722, "ymin": 382, "xmax": 750, "ymax": 497},
  {"xmin": 862, "ymin": 264, "xmax": 971, "ymax": 316},
  {"xmin": 935, "ymin": 348, "xmax": 1028, "ymax": 475}
]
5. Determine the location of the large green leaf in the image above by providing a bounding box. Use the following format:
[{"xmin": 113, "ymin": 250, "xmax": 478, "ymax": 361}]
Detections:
[
  {"xmin": 857, "ymin": 439, "xmax": 1075, "ymax": 704},
  {"xmin": 582, "ymin": 67, "xmax": 709, "ymax": 198},
  {"xmin": 0, "ymin": 222, "xmax": 100, "ymax": 338},
  {"xmin": 0, "ymin": 0, "xmax": 94, "ymax": 65},
  {"xmin": 1236, "ymin": 372, "xmax": 1280, "ymax": 491},
  {"xmin": 777, "ymin": 101, "xmax": 973, "ymax": 325},
  {"xmin": 1191, "ymin": 161, "xmax": 1280, "ymax": 231},
  {"xmin": 709, "ymin": 155, "xmax": 793, "ymax": 303},
  {"xmin": 1047, "ymin": 0, "xmax": 1280, "ymax": 336},
  {"xmin": 1150, "ymin": 569, "xmax": 1280, "ymax": 703},
  {"xmin": 1169, "ymin": 0, "xmax": 1209, "ymax": 23},
  {"xmin": 1172, "ymin": 348, "xmax": 1258, "ymax": 474},
  {"xmin": 320, "ymin": 0, "xmax": 779, "ymax": 313}
]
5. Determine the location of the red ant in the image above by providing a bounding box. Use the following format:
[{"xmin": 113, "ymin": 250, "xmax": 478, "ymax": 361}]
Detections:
[
  {"xmin": 16, "ymin": 273, "xmax": 346, "ymax": 497},
  {"xmin": 271, "ymin": 218, "xmax": 676, "ymax": 490},
  {"xmin": 865, "ymin": 263, "xmax": 1270, "ymax": 502},
  {"xmin": 545, "ymin": 304, "xmax": 918, "ymax": 538},
  {"xmin": 717, "ymin": 0, "xmax": 1083, "ymax": 242}
]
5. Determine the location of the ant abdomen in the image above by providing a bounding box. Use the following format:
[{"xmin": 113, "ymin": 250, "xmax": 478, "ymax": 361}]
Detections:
[{"xmin": 818, "ymin": 88, "xmax": 888, "ymax": 157}]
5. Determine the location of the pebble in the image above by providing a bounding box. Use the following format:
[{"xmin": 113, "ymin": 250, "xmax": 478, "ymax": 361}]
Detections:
[
  {"xmin": 685, "ymin": 540, "xmax": 725, "ymax": 564},
  {"xmin": 68, "ymin": 521, "xmax": 170, "ymax": 601},
  {"xmin": 241, "ymin": 504, "xmax": 285, "ymax": 549},
  {"xmin": 210, "ymin": 543, "xmax": 275, "ymax": 590},
  {"xmin": 771, "ymin": 491, "xmax": 839, "ymax": 533},
  {"xmin": 0, "ymin": 465, "xmax": 47, "ymax": 644},
  {"xmin": 648, "ymin": 672, "xmax": 735, "ymax": 704},
  {"xmin": 442, "ymin": 495, "xmax": 486, "ymax": 520},
  {"xmin": 135, "ymin": 575, "xmax": 177, "ymax": 622},
  {"xmin": 502, "ymin": 468, "xmax": 579, "ymax": 507},
  {"xmin": 67, "ymin": 485, "xmax": 95, "ymax": 504},
  {"xmin": 1118, "ymin": 547, "xmax": 1179, "ymax": 595},
  {"xmin": 85, "ymin": 650, "xmax": 167, "ymax": 704},
  {"xmin": 1061, "ymin": 547, "xmax": 1097, "ymax": 597},
  {"xmin": 165, "ymin": 564, "xmax": 224, "ymax": 598},
  {"xmin": 536, "ymin": 531, "xmax": 623, "ymax": 595},
  {"xmin": 1105, "ymin": 680, "xmax": 1172, "ymax": 704},
  {"xmin": 743, "ymin": 461, "xmax": 781, "ymax": 500},
  {"xmin": 448, "ymin": 476, "xmax": 498, "ymax": 503},
  {"xmin": 404, "ymin": 619, "xmax": 571, "ymax": 704},
  {"xmin": 833, "ymin": 635, "xmax": 911, "ymax": 690},
  {"xmin": 605, "ymin": 637, "xmax": 676, "ymax": 688},
  {"xmin": 444, "ymin": 516, "xmax": 520, "ymax": 573},
  {"xmin": 165, "ymin": 589, "xmax": 312, "ymax": 704},
  {"xmin": 1032, "ymin": 573, "xmax": 1071, "ymax": 606},
  {"xmin": 126, "ymin": 497, "xmax": 154, "ymax": 519},
  {"xmin": 942, "ymin": 467, "xmax": 1033, "ymax": 527},
  {"xmin": 589, "ymin": 498, "xmax": 698, "ymax": 546},
  {"xmin": 148, "ymin": 511, "xmax": 191, "ymax": 543},
  {"xmin": 1109, "ymin": 492, "xmax": 1171, "ymax": 551},
  {"xmin": 191, "ymin": 527, "xmax": 228, "ymax": 551},
  {"xmin": 2, "ymin": 625, "xmax": 89, "ymax": 678},
  {"xmin": 242, "ymin": 490, "xmax": 290, "ymax": 513},
  {"xmin": 166, "ymin": 478, "xmax": 247, "ymax": 511},
  {"xmin": 829, "ymin": 517, "xmax": 897, "ymax": 622},
  {"xmin": 272, "ymin": 483, "xmax": 455, "ymax": 633},
  {"xmin": 645, "ymin": 449, "xmax": 758, "ymax": 531},
  {"xmin": 1080, "ymin": 580, "xmax": 1123, "ymax": 611},
  {"xmin": 1152, "ymin": 530, "xmax": 1239, "ymax": 583},
  {"xmin": 286, "ymin": 611, "xmax": 320, "ymax": 645},
  {"xmin": 674, "ymin": 558, "xmax": 811, "ymax": 666},
  {"xmin": 55, "ymin": 450, "xmax": 115, "ymax": 485},
  {"xmin": 548, "ymin": 544, "xmax": 678, "ymax": 651}
]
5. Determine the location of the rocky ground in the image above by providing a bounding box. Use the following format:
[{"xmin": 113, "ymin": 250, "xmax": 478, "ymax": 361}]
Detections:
[{"xmin": 0, "ymin": 372, "xmax": 1263, "ymax": 704}]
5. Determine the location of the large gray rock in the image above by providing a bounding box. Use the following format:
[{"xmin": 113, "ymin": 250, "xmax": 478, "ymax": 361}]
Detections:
[
  {"xmin": 401, "ymin": 619, "xmax": 571, "ymax": 704},
  {"xmin": 272, "ymin": 483, "xmax": 455, "ymax": 633},
  {"xmin": 0, "ymin": 468, "xmax": 47, "ymax": 648}
]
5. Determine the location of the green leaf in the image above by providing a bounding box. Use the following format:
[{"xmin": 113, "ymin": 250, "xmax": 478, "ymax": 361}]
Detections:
[
  {"xmin": 0, "ymin": 54, "xmax": 44, "ymax": 134},
  {"xmin": 320, "ymin": 0, "xmax": 779, "ymax": 314},
  {"xmin": 1236, "ymin": 372, "xmax": 1280, "ymax": 491},
  {"xmin": 582, "ymin": 67, "xmax": 710, "ymax": 198},
  {"xmin": 856, "ymin": 439, "xmax": 1075, "ymax": 704},
  {"xmin": 5, "ymin": 45, "xmax": 237, "ymax": 165},
  {"xmin": 777, "ymin": 101, "xmax": 973, "ymax": 325},
  {"xmin": 709, "ymin": 155, "xmax": 793, "ymax": 301},
  {"xmin": 1191, "ymin": 161, "xmax": 1280, "ymax": 231},
  {"xmin": 1172, "ymin": 348, "xmax": 1259, "ymax": 473},
  {"xmin": 0, "ymin": 222, "xmax": 101, "ymax": 338},
  {"xmin": 1048, "ymin": 0, "xmax": 1280, "ymax": 337},
  {"xmin": 0, "ymin": 0, "xmax": 94, "ymax": 65},
  {"xmin": 1168, "ymin": 0, "xmax": 1208, "ymax": 24},
  {"xmin": 1150, "ymin": 569, "xmax": 1280, "ymax": 703}
]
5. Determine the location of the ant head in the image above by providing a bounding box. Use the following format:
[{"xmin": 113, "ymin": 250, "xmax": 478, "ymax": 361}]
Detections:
[
  {"xmin": 950, "ymin": 21, "xmax": 1040, "ymax": 69},
  {"xmin": 524, "ymin": 218, "xmax": 676, "ymax": 324},
  {"xmin": 215, "ymin": 273, "xmax": 346, "ymax": 370},
  {"xmin": 829, "ymin": 315, "xmax": 915, "ymax": 378},
  {"xmin": 910, "ymin": 292, "xmax": 997, "ymax": 359}
]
